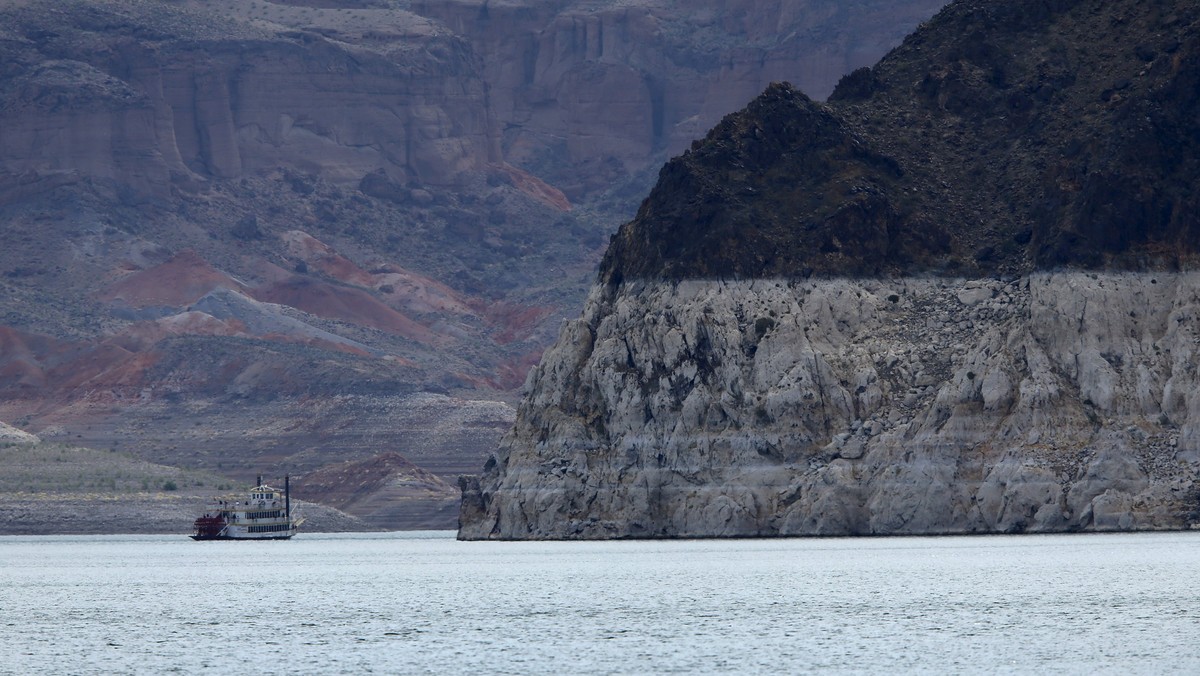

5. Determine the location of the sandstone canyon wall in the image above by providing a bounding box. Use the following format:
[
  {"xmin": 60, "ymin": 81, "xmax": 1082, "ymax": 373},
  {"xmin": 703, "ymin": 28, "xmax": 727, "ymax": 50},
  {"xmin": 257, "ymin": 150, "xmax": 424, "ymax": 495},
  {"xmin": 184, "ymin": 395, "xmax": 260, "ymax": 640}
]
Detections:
[
  {"xmin": 2, "ymin": 0, "xmax": 950, "ymax": 205},
  {"xmin": 0, "ymin": 0, "xmax": 496, "ymax": 200},
  {"xmin": 412, "ymin": 0, "xmax": 949, "ymax": 197}
]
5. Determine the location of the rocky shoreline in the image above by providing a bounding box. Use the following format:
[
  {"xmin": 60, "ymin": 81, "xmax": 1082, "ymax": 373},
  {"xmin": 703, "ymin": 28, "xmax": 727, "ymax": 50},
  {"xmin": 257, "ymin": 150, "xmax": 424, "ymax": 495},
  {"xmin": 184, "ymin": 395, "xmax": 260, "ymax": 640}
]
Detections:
[
  {"xmin": 460, "ymin": 272, "xmax": 1200, "ymax": 539},
  {"xmin": 0, "ymin": 494, "xmax": 375, "ymax": 536}
]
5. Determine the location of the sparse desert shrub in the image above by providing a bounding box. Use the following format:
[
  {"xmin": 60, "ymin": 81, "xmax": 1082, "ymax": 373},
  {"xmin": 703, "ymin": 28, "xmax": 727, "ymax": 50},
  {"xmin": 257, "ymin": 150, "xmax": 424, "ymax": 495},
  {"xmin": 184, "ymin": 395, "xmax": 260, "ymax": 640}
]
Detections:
[
  {"xmin": 232, "ymin": 214, "xmax": 262, "ymax": 240},
  {"xmin": 754, "ymin": 316, "xmax": 776, "ymax": 339}
]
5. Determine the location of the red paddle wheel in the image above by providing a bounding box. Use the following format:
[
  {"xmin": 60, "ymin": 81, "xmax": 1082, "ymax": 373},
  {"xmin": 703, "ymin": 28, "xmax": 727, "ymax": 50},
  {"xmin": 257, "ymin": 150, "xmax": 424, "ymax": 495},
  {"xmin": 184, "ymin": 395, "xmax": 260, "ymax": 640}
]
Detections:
[{"xmin": 192, "ymin": 515, "xmax": 226, "ymax": 540}]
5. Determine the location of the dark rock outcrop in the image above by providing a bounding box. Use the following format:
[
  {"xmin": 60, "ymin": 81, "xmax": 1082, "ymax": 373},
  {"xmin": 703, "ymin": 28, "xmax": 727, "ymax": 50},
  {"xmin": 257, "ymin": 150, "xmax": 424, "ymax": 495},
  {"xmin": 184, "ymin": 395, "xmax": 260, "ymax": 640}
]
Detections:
[
  {"xmin": 601, "ymin": 0, "xmax": 1200, "ymax": 282},
  {"xmin": 601, "ymin": 85, "xmax": 949, "ymax": 282}
]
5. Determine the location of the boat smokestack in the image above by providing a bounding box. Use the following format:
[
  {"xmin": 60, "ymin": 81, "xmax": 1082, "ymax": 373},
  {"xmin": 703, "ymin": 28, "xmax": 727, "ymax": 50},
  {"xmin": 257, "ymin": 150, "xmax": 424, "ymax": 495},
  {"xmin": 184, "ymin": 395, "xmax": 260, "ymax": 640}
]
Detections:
[
  {"xmin": 285, "ymin": 474, "xmax": 291, "ymax": 522},
  {"xmin": 256, "ymin": 474, "xmax": 262, "ymax": 487}
]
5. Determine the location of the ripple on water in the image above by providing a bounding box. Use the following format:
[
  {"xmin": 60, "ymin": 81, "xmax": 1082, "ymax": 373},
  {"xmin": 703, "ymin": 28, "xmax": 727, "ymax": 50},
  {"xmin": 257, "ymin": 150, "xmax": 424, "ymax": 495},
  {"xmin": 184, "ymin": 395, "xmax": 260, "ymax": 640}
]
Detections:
[{"xmin": 1, "ymin": 531, "xmax": 1199, "ymax": 674}]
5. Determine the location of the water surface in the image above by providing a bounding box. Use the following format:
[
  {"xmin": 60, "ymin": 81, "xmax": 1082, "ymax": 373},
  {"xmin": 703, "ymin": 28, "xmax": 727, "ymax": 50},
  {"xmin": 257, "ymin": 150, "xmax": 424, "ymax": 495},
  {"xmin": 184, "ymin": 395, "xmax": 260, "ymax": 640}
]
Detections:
[{"xmin": 2, "ymin": 531, "xmax": 1198, "ymax": 674}]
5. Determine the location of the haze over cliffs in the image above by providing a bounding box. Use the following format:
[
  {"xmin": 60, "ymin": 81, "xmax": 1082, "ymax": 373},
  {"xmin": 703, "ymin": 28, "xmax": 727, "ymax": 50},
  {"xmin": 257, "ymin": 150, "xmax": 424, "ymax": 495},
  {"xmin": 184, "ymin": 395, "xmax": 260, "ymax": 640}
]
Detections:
[
  {"xmin": 0, "ymin": 0, "xmax": 946, "ymax": 529},
  {"xmin": 459, "ymin": 0, "xmax": 1200, "ymax": 539},
  {"xmin": 413, "ymin": 0, "xmax": 947, "ymax": 197}
]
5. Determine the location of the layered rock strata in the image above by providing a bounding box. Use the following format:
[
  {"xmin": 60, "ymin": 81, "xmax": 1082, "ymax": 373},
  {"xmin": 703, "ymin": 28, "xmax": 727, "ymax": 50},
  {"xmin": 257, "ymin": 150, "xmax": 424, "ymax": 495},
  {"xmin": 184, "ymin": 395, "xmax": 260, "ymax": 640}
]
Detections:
[
  {"xmin": 413, "ymin": 0, "xmax": 948, "ymax": 196},
  {"xmin": 0, "ymin": 0, "xmax": 496, "ymax": 198},
  {"xmin": 462, "ymin": 272, "xmax": 1200, "ymax": 538}
]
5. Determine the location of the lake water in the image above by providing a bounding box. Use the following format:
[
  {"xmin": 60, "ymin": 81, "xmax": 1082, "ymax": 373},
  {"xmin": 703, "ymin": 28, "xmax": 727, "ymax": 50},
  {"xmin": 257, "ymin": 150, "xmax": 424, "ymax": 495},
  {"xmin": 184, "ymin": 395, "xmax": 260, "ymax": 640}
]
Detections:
[{"xmin": 2, "ymin": 531, "xmax": 1198, "ymax": 674}]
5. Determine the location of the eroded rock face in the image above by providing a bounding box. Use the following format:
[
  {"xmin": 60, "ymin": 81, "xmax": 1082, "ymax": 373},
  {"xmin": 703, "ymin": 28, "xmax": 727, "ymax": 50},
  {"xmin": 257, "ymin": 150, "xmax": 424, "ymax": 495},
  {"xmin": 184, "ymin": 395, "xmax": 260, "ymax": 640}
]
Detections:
[
  {"xmin": 0, "ymin": 1, "xmax": 495, "ymax": 199},
  {"xmin": 459, "ymin": 272, "xmax": 1200, "ymax": 538},
  {"xmin": 412, "ymin": 0, "xmax": 948, "ymax": 197}
]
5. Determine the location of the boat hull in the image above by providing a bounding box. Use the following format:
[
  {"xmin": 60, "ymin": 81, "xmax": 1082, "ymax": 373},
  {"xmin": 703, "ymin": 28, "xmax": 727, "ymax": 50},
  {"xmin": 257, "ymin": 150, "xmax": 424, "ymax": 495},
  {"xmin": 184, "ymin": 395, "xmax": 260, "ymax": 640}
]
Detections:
[{"xmin": 189, "ymin": 533, "xmax": 295, "ymax": 541}]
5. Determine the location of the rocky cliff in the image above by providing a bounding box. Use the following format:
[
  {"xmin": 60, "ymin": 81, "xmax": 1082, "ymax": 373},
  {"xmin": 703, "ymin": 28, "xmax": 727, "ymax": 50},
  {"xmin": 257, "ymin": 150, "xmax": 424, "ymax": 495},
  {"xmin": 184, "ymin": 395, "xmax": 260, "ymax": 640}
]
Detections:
[
  {"xmin": 460, "ymin": 0, "xmax": 1200, "ymax": 538},
  {"xmin": 461, "ymin": 273, "xmax": 1200, "ymax": 537},
  {"xmin": 0, "ymin": 0, "xmax": 495, "ymax": 195}
]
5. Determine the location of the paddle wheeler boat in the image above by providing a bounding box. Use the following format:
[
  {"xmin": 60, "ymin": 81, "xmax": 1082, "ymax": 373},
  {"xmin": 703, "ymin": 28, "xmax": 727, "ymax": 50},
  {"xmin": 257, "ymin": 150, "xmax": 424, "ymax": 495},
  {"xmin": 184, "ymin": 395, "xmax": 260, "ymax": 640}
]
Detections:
[{"xmin": 192, "ymin": 475, "xmax": 301, "ymax": 540}]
